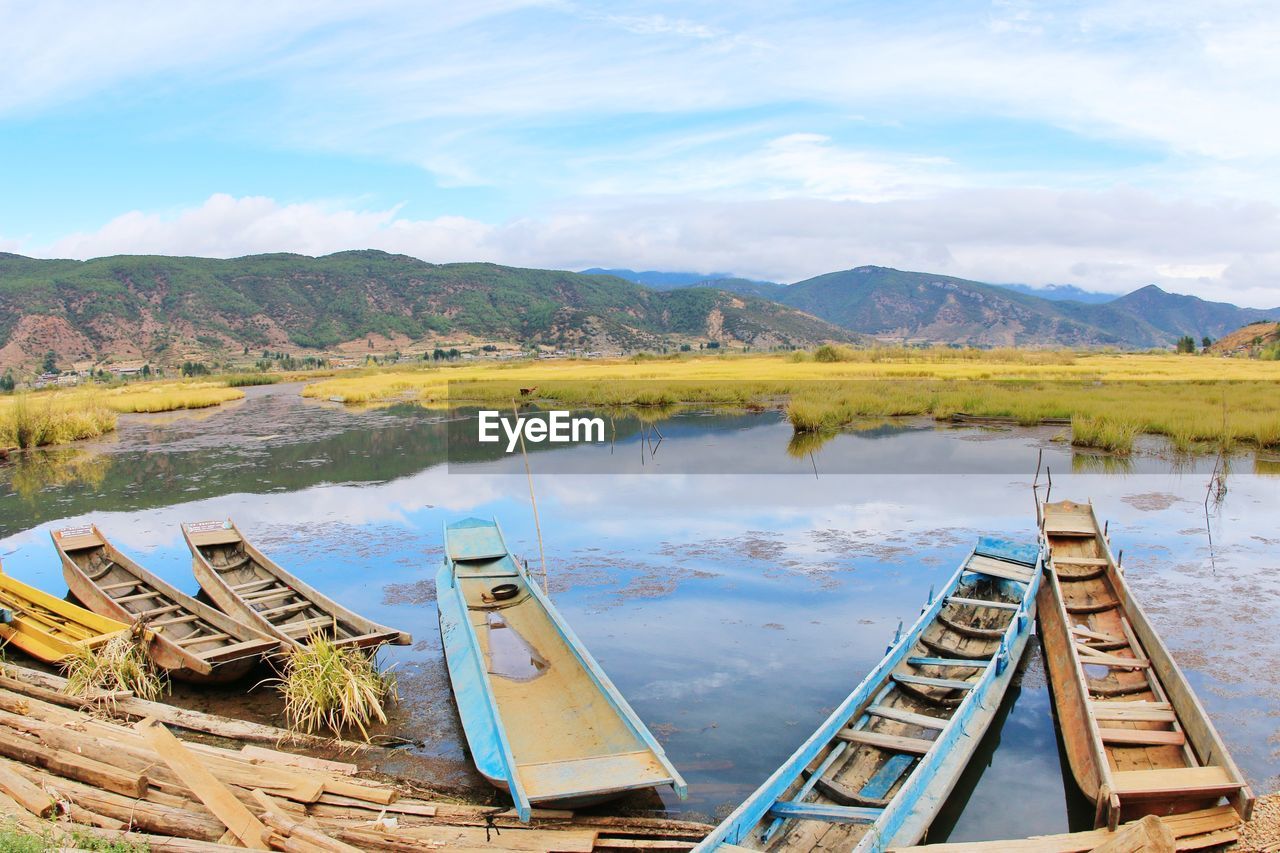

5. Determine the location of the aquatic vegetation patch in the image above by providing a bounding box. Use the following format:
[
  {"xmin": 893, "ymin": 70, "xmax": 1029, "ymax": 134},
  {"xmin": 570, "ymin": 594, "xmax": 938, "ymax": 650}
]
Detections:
[
  {"xmin": 277, "ymin": 636, "xmax": 396, "ymax": 739},
  {"xmin": 61, "ymin": 624, "xmax": 168, "ymax": 703},
  {"xmin": 0, "ymin": 394, "xmax": 117, "ymax": 449}
]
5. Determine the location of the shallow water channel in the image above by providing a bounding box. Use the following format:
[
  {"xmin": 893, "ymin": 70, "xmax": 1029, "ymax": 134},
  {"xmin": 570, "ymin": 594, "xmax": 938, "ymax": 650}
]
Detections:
[{"xmin": 1, "ymin": 383, "xmax": 1276, "ymax": 842}]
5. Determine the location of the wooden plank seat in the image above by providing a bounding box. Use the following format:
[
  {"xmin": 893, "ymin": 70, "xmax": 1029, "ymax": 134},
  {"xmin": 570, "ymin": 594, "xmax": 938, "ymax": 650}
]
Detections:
[
  {"xmin": 946, "ymin": 596, "xmax": 1018, "ymax": 611},
  {"xmin": 138, "ymin": 603, "xmax": 183, "ymax": 618},
  {"xmin": 279, "ymin": 616, "xmax": 335, "ymax": 636},
  {"xmin": 100, "ymin": 580, "xmax": 143, "ymax": 592},
  {"xmin": 1076, "ymin": 650, "xmax": 1149, "ymax": 669},
  {"xmin": 1099, "ymin": 728, "xmax": 1185, "ymax": 747},
  {"xmin": 232, "ymin": 578, "xmax": 276, "ymax": 594},
  {"xmin": 177, "ymin": 632, "xmax": 230, "ymax": 646},
  {"xmin": 257, "ymin": 601, "xmax": 314, "ymax": 619},
  {"xmin": 152, "ymin": 614, "xmax": 203, "ymax": 627},
  {"xmin": 516, "ymin": 750, "xmax": 672, "ymax": 802},
  {"xmin": 767, "ymin": 801, "xmax": 883, "ymax": 824},
  {"xmin": 865, "ymin": 704, "xmax": 948, "ymax": 730},
  {"xmin": 893, "ymin": 673, "xmax": 976, "ymax": 692},
  {"xmin": 835, "ymin": 729, "xmax": 935, "ymax": 755},
  {"xmin": 203, "ymin": 636, "xmax": 282, "ymax": 664},
  {"xmin": 333, "ymin": 630, "xmax": 404, "ymax": 650},
  {"xmin": 1055, "ymin": 556, "xmax": 1109, "ymax": 566},
  {"xmin": 116, "ymin": 590, "xmax": 164, "ymax": 603},
  {"xmin": 966, "ymin": 556, "xmax": 1034, "ymax": 583},
  {"xmin": 1110, "ymin": 767, "xmax": 1244, "ymax": 799},
  {"xmin": 243, "ymin": 588, "xmax": 296, "ymax": 605},
  {"xmin": 907, "ymin": 656, "xmax": 988, "ymax": 669}
]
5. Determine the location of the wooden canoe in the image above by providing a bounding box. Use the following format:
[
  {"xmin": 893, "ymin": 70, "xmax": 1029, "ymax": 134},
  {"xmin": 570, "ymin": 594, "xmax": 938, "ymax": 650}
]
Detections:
[
  {"xmin": 0, "ymin": 559, "xmax": 131, "ymax": 663},
  {"xmin": 52, "ymin": 525, "xmax": 283, "ymax": 682},
  {"xmin": 182, "ymin": 519, "xmax": 411, "ymax": 651},
  {"xmin": 1037, "ymin": 499, "xmax": 1253, "ymax": 829},
  {"xmin": 695, "ymin": 537, "xmax": 1043, "ymax": 853},
  {"xmin": 436, "ymin": 517, "xmax": 686, "ymax": 822}
]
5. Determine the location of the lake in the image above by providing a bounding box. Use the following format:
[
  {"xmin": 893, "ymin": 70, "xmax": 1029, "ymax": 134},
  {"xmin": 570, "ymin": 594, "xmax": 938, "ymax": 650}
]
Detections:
[{"xmin": 1, "ymin": 382, "xmax": 1276, "ymax": 841}]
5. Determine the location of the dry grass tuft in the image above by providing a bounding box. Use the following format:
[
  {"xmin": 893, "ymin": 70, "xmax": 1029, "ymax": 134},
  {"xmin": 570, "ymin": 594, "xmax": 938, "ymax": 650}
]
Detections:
[
  {"xmin": 61, "ymin": 623, "xmax": 167, "ymax": 702},
  {"xmin": 278, "ymin": 637, "xmax": 396, "ymax": 740}
]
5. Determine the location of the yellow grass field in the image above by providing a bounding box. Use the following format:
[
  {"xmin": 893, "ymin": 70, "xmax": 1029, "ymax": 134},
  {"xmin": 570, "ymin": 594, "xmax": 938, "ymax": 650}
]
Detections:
[
  {"xmin": 301, "ymin": 350, "xmax": 1280, "ymax": 453},
  {"xmin": 0, "ymin": 382, "xmax": 244, "ymax": 449}
]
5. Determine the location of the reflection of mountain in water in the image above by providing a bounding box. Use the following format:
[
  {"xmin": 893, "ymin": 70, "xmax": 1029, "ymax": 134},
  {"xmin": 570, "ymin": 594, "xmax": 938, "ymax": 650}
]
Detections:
[{"xmin": 0, "ymin": 387, "xmax": 771, "ymax": 536}]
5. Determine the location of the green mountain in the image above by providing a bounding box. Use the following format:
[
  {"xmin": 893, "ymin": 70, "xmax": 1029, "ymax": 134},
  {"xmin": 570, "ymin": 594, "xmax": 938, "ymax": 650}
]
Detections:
[{"xmin": 0, "ymin": 251, "xmax": 854, "ymax": 370}]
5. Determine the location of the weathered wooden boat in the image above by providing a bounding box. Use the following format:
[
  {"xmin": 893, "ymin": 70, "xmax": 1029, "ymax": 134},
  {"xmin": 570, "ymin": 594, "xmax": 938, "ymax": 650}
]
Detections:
[
  {"xmin": 182, "ymin": 519, "xmax": 411, "ymax": 651},
  {"xmin": 436, "ymin": 517, "xmax": 686, "ymax": 822},
  {"xmin": 1037, "ymin": 499, "xmax": 1254, "ymax": 829},
  {"xmin": 52, "ymin": 525, "xmax": 282, "ymax": 682},
  {"xmin": 0, "ymin": 560, "xmax": 131, "ymax": 663},
  {"xmin": 695, "ymin": 537, "xmax": 1043, "ymax": 852}
]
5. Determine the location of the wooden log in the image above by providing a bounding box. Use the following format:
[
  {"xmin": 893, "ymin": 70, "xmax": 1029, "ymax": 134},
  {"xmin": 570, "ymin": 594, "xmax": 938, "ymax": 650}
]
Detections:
[
  {"xmin": 0, "ymin": 725, "xmax": 149, "ymax": 797},
  {"xmin": 9, "ymin": 760, "xmax": 227, "ymax": 840},
  {"xmin": 1, "ymin": 664, "xmax": 371, "ymax": 753},
  {"xmin": 137, "ymin": 718, "xmax": 272, "ymax": 850},
  {"xmin": 251, "ymin": 790, "xmax": 363, "ymax": 853},
  {"xmin": 241, "ymin": 746, "xmax": 357, "ymax": 776},
  {"xmin": 1089, "ymin": 815, "xmax": 1175, "ymax": 853},
  {"xmin": 0, "ymin": 756, "xmax": 57, "ymax": 818},
  {"xmin": 0, "ymin": 789, "xmax": 46, "ymax": 831}
]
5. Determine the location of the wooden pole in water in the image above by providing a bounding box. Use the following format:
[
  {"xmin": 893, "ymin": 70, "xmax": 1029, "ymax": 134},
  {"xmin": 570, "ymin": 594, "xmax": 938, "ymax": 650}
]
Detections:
[{"xmin": 512, "ymin": 402, "xmax": 549, "ymax": 594}]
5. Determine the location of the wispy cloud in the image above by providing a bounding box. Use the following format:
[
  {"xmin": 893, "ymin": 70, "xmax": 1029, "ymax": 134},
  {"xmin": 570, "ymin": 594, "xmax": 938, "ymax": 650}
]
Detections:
[{"xmin": 5, "ymin": 1, "xmax": 1280, "ymax": 303}]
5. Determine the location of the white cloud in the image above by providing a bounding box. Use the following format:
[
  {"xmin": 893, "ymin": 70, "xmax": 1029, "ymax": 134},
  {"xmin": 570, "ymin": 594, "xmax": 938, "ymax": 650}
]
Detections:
[{"xmin": 19, "ymin": 188, "xmax": 1280, "ymax": 307}]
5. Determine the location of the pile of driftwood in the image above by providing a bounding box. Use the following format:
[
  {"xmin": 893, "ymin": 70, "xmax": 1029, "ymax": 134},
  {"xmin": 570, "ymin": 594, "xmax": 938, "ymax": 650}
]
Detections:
[{"xmin": 0, "ymin": 663, "xmax": 711, "ymax": 852}]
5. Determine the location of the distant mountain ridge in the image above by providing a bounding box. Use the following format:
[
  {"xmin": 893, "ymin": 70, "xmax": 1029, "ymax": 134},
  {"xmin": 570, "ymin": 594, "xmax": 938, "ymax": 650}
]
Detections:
[
  {"xmin": 601, "ymin": 264, "xmax": 1274, "ymax": 348},
  {"xmin": 0, "ymin": 251, "xmax": 855, "ymax": 371},
  {"xmin": 582, "ymin": 268, "xmax": 786, "ymax": 300},
  {"xmin": 3, "ymin": 252, "xmax": 1273, "ymax": 371}
]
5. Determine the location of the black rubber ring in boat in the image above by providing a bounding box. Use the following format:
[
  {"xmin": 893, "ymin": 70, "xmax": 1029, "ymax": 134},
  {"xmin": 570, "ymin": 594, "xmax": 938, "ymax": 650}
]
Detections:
[{"xmin": 490, "ymin": 583, "xmax": 519, "ymax": 601}]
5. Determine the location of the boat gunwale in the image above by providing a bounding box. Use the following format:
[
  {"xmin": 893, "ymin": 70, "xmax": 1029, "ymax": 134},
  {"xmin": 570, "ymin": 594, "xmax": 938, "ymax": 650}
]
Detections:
[
  {"xmin": 1040, "ymin": 499, "xmax": 1255, "ymax": 825},
  {"xmin": 695, "ymin": 543, "xmax": 1043, "ymax": 852},
  {"xmin": 182, "ymin": 519, "xmax": 411, "ymax": 649}
]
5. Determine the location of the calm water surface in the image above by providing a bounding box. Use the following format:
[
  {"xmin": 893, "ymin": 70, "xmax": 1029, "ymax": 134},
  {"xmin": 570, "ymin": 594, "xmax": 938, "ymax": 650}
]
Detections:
[{"xmin": 1, "ymin": 383, "xmax": 1276, "ymax": 841}]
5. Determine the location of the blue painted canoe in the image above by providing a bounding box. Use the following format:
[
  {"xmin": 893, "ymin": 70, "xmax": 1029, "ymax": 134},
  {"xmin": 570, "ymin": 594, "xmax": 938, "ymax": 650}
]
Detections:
[
  {"xmin": 694, "ymin": 537, "xmax": 1043, "ymax": 852},
  {"xmin": 436, "ymin": 517, "xmax": 686, "ymax": 822}
]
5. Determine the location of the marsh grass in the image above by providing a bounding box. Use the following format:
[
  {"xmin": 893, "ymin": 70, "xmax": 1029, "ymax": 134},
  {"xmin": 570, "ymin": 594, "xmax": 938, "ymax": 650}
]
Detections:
[
  {"xmin": 0, "ymin": 394, "xmax": 116, "ymax": 449},
  {"xmin": 223, "ymin": 373, "xmax": 281, "ymax": 387},
  {"xmin": 1070, "ymin": 415, "xmax": 1141, "ymax": 454},
  {"xmin": 299, "ymin": 352, "xmax": 1280, "ymax": 453},
  {"xmin": 278, "ymin": 637, "xmax": 396, "ymax": 740},
  {"xmin": 102, "ymin": 382, "xmax": 243, "ymax": 413},
  {"xmin": 61, "ymin": 624, "xmax": 167, "ymax": 703}
]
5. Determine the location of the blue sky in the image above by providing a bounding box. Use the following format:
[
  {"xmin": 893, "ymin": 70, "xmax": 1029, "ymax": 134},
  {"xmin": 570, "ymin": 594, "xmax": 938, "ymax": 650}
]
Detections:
[{"xmin": 3, "ymin": 1, "xmax": 1280, "ymax": 305}]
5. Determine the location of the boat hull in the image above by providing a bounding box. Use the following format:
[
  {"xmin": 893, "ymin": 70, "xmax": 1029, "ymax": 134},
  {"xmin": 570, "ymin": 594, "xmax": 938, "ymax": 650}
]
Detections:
[
  {"xmin": 0, "ymin": 562, "xmax": 130, "ymax": 664},
  {"xmin": 696, "ymin": 538, "xmax": 1044, "ymax": 853},
  {"xmin": 437, "ymin": 517, "xmax": 684, "ymax": 822},
  {"xmin": 184, "ymin": 520, "xmax": 411, "ymax": 652},
  {"xmin": 1037, "ymin": 500, "xmax": 1253, "ymax": 829}
]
